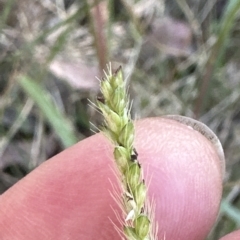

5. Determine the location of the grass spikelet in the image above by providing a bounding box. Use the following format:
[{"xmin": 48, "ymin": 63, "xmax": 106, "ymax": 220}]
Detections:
[{"xmin": 96, "ymin": 64, "xmax": 157, "ymax": 240}]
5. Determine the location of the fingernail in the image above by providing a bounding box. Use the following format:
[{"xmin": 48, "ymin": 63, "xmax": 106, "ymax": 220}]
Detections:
[{"xmin": 162, "ymin": 115, "xmax": 226, "ymax": 181}]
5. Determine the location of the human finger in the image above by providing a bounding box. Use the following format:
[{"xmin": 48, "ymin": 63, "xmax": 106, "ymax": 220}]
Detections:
[
  {"xmin": 0, "ymin": 117, "xmax": 223, "ymax": 239},
  {"xmin": 220, "ymin": 230, "xmax": 240, "ymax": 240}
]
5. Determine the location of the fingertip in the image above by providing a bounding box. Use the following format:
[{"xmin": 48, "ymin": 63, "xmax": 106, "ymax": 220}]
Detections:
[
  {"xmin": 135, "ymin": 117, "xmax": 223, "ymax": 239},
  {"xmin": 162, "ymin": 115, "xmax": 226, "ymax": 180},
  {"xmin": 220, "ymin": 230, "xmax": 240, "ymax": 240}
]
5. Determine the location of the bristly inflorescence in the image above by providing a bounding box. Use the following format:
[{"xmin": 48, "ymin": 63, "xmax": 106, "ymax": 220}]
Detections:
[{"xmin": 97, "ymin": 65, "xmax": 156, "ymax": 240}]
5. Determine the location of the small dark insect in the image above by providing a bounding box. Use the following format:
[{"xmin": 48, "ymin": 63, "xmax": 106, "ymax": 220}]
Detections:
[
  {"xmin": 114, "ymin": 65, "xmax": 122, "ymax": 76},
  {"xmin": 138, "ymin": 162, "xmax": 141, "ymax": 169},
  {"xmin": 97, "ymin": 95, "xmax": 105, "ymax": 103},
  {"xmin": 133, "ymin": 148, "xmax": 138, "ymax": 157},
  {"xmin": 130, "ymin": 148, "xmax": 139, "ymax": 161},
  {"xmin": 130, "ymin": 153, "xmax": 138, "ymax": 161}
]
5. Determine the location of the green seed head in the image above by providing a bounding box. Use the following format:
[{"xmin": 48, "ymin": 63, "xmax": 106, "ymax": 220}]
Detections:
[
  {"xmin": 133, "ymin": 183, "xmax": 147, "ymax": 214},
  {"xmin": 124, "ymin": 226, "xmax": 138, "ymax": 240},
  {"xmin": 118, "ymin": 122, "xmax": 135, "ymax": 149},
  {"xmin": 134, "ymin": 215, "xmax": 151, "ymax": 239},
  {"xmin": 127, "ymin": 163, "xmax": 141, "ymax": 190},
  {"xmin": 114, "ymin": 146, "xmax": 130, "ymax": 172},
  {"xmin": 96, "ymin": 65, "xmax": 156, "ymax": 240},
  {"xmin": 100, "ymin": 80, "xmax": 112, "ymax": 99}
]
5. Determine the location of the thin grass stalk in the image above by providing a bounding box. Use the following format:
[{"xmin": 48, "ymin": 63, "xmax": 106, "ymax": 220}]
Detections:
[
  {"xmin": 194, "ymin": 0, "xmax": 240, "ymax": 118},
  {"xmin": 46, "ymin": 26, "xmax": 73, "ymax": 64},
  {"xmin": 85, "ymin": 0, "xmax": 108, "ymax": 74},
  {"xmin": 221, "ymin": 199, "xmax": 240, "ymax": 227},
  {"xmin": 0, "ymin": 99, "xmax": 34, "ymax": 157},
  {"xmin": 33, "ymin": 6, "xmax": 84, "ymax": 44},
  {"xmin": 120, "ymin": 0, "xmax": 145, "ymax": 35}
]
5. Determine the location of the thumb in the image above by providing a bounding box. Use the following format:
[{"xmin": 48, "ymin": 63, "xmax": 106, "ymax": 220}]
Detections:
[
  {"xmin": 0, "ymin": 117, "xmax": 223, "ymax": 239},
  {"xmin": 220, "ymin": 230, "xmax": 240, "ymax": 240}
]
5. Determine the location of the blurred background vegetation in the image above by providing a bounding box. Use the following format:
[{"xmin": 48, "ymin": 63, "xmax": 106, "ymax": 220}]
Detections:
[{"xmin": 0, "ymin": 0, "xmax": 240, "ymax": 238}]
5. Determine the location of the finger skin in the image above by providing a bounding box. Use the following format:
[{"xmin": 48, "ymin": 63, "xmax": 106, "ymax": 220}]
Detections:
[
  {"xmin": 220, "ymin": 230, "xmax": 240, "ymax": 240},
  {"xmin": 0, "ymin": 118, "xmax": 223, "ymax": 240}
]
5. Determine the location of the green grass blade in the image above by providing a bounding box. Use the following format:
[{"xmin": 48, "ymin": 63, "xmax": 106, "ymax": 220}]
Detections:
[
  {"xmin": 221, "ymin": 199, "xmax": 240, "ymax": 227},
  {"xmin": 0, "ymin": 0, "xmax": 16, "ymax": 33},
  {"xmin": 215, "ymin": 0, "xmax": 240, "ymax": 66},
  {"xmin": 19, "ymin": 76, "xmax": 78, "ymax": 148}
]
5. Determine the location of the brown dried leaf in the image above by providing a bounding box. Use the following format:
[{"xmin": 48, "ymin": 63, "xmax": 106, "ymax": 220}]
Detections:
[{"xmin": 49, "ymin": 60, "xmax": 99, "ymax": 91}]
